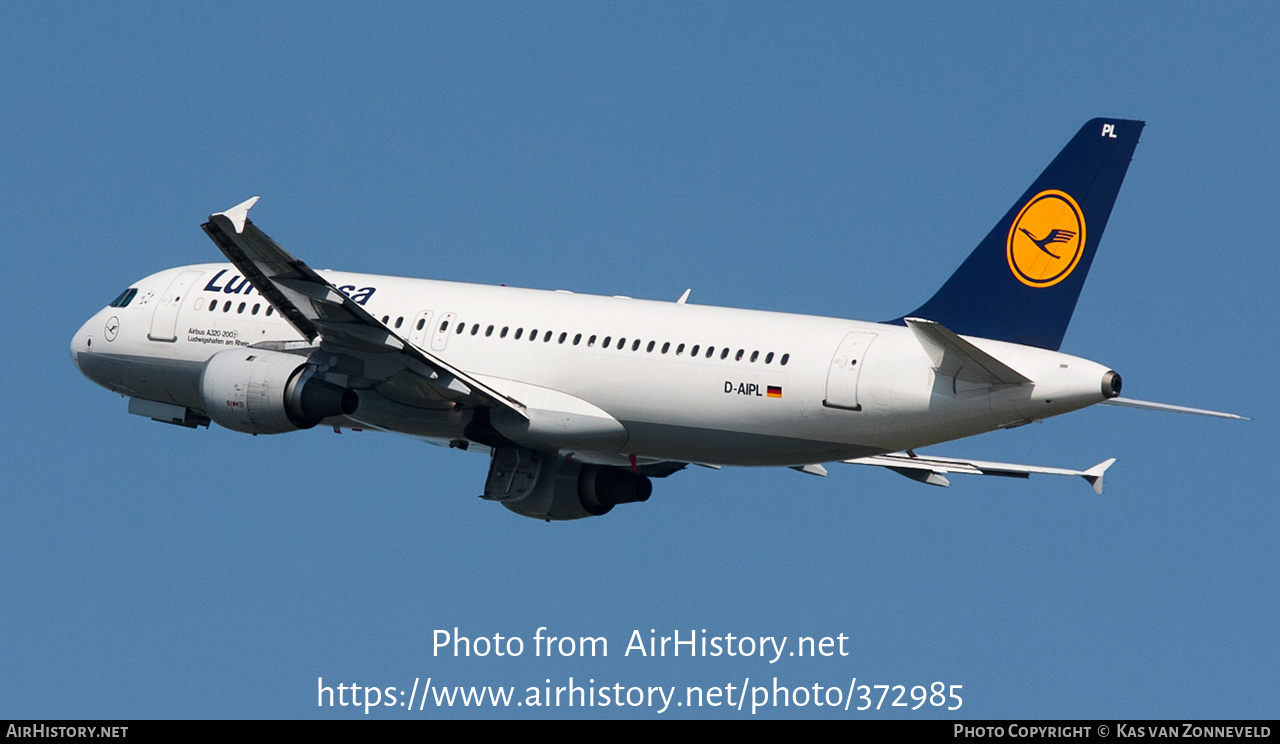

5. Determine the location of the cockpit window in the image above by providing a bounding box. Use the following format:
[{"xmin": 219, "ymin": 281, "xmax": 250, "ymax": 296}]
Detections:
[{"xmin": 108, "ymin": 288, "xmax": 138, "ymax": 308}]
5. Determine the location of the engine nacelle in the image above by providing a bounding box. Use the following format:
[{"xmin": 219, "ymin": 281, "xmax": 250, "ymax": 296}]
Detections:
[
  {"xmin": 483, "ymin": 446, "xmax": 652, "ymax": 521},
  {"xmin": 199, "ymin": 348, "xmax": 358, "ymax": 434}
]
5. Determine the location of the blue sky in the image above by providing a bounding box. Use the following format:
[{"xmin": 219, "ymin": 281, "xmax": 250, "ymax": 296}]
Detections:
[{"xmin": 2, "ymin": 4, "xmax": 1275, "ymax": 719}]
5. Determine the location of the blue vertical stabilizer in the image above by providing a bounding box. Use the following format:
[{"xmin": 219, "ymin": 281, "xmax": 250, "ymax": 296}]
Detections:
[{"xmin": 897, "ymin": 118, "xmax": 1145, "ymax": 350}]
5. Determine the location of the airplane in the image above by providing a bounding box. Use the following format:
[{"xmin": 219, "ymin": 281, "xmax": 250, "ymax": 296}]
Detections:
[{"xmin": 70, "ymin": 118, "xmax": 1244, "ymax": 521}]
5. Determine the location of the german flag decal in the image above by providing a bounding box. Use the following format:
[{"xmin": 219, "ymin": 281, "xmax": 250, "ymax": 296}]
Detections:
[{"xmin": 767, "ymin": 386, "xmax": 783, "ymax": 398}]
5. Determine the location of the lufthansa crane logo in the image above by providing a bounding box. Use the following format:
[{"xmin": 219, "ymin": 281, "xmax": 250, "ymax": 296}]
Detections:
[{"xmin": 1006, "ymin": 190, "xmax": 1086, "ymax": 288}]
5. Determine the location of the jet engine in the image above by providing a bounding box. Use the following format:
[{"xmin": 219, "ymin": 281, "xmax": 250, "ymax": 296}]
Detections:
[
  {"xmin": 483, "ymin": 446, "xmax": 652, "ymax": 520},
  {"xmin": 199, "ymin": 348, "xmax": 358, "ymax": 434}
]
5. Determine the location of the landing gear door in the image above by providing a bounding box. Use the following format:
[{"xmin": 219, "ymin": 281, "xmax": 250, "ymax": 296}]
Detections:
[
  {"xmin": 824, "ymin": 331, "xmax": 877, "ymax": 411},
  {"xmin": 148, "ymin": 270, "xmax": 203, "ymax": 342}
]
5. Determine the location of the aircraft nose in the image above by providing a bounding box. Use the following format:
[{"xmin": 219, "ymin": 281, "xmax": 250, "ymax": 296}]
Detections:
[{"xmin": 70, "ymin": 315, "xmax": 97, "ymax": 373}]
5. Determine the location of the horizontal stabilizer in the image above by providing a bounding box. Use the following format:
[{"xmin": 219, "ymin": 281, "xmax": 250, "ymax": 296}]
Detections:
[
  {"xmin": 904, "ymin": 317, "xmax": 1032, "ymax": 385},
  {"xmin": 845, "ymin": 451, "xmax": 1115, "ymax": 494},
  {"xmin": 1101, "ymin": 397, "xmax": 1248, "ymax": 420}
]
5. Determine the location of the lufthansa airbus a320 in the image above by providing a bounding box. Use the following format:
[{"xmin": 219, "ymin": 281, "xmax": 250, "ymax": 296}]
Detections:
[{"xmin": 71, "ymin": 119, "xmax": 1243, "ymax": 520}]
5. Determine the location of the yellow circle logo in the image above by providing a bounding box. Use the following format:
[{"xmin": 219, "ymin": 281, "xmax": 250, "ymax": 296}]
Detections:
[{"xmin": 1006, "ymin": 190, "xmax": 1086, "ymax": 288}]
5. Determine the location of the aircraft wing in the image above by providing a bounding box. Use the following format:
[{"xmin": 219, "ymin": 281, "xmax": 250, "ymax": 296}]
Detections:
[
  {"xmin": 201, "ymin": 197, "xmax": 528, "ymax": 418},
  {"xmin": 844, "ymin": 451, "xmax": 1115, "ymax": 494}
]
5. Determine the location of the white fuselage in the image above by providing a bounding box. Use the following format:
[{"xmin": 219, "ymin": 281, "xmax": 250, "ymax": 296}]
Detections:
[{"xmin": 71, "ymin": 263, "xmax": 1114, "ymax": 468}]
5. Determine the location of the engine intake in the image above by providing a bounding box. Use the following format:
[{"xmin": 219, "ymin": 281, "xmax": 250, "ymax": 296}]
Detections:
[{"xmin": 199, "ymin": 348, "xmax": 358, "ymax": 434}]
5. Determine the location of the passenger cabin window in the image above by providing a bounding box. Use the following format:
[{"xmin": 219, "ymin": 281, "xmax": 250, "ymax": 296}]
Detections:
[
  {"xmin": 395, "ymin": 317, "xmax": 404, "ymax": 329},
  {"xmin": 266, "ymin": 306, "xmax": 274, "ymax": 316},
  {"xmin": 781, "ymin": 353, "xmax": 790, "ymax": 366},
  {"xmin": 417, "ymin": 319, "xmax": 427, "ymax": 331}
]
